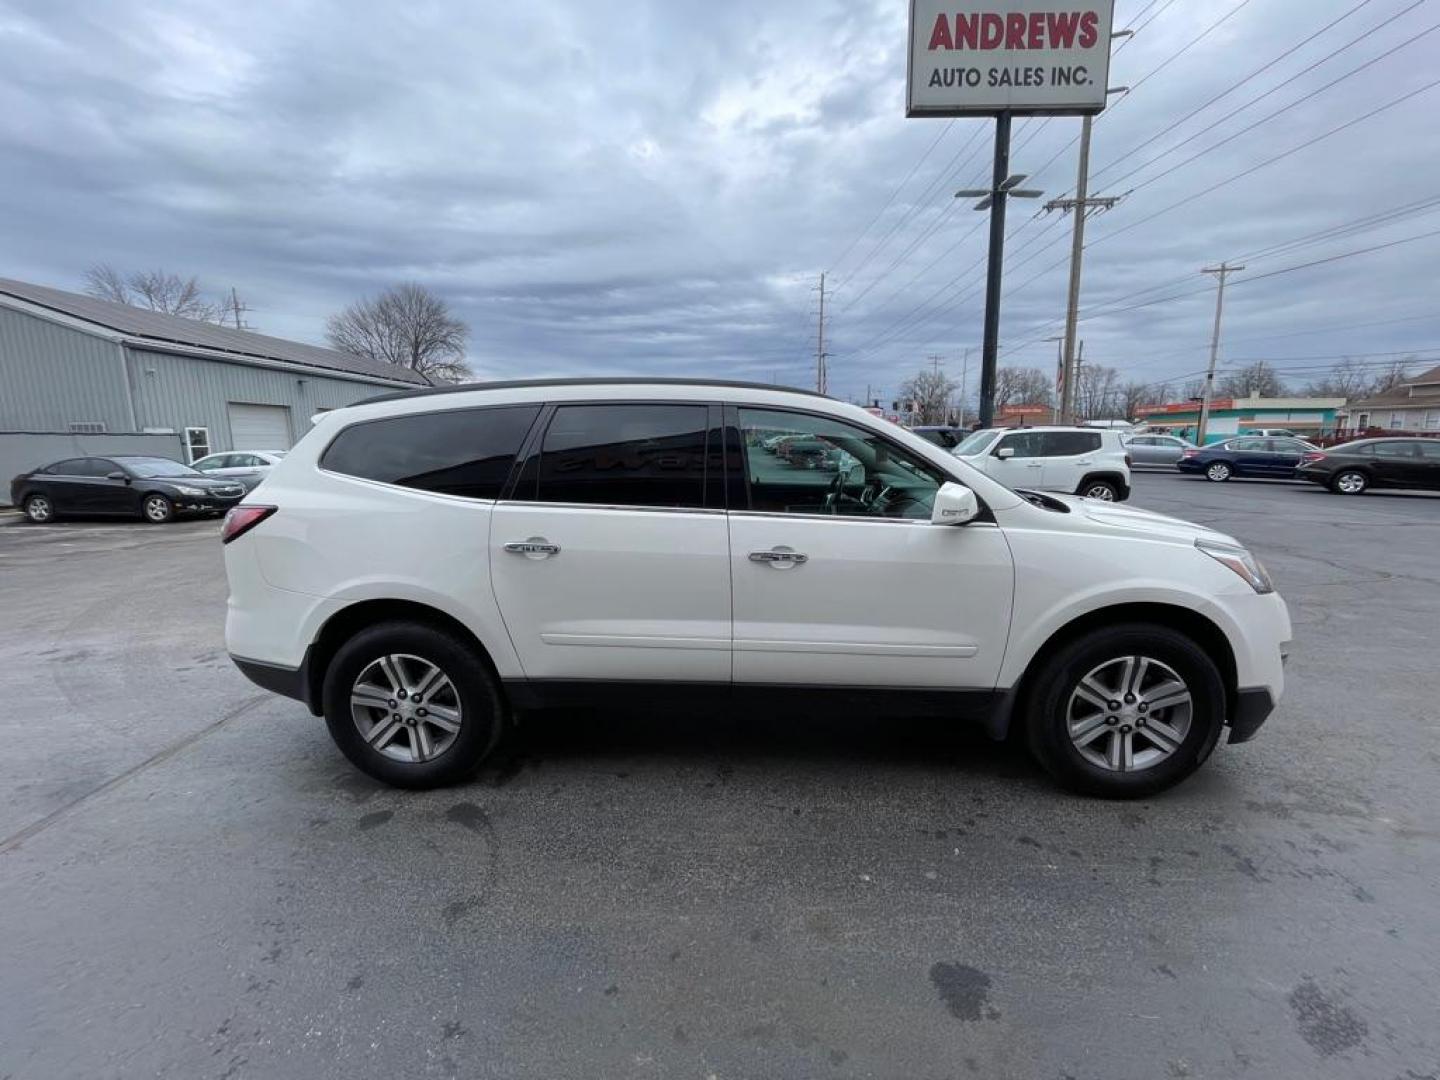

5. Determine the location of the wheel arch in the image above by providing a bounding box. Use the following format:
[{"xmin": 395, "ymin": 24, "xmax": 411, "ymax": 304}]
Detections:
[
  {"xmin": 303, "ymin": 599, "xmax": 504, "ymax": 718},
  {"xmin": 1075, "ymin": 471, "xmax": 1129, "ymax": 498},
  {"xmin": 996, "ymin": 602, "xmax": 1237, "ymax": 741}
]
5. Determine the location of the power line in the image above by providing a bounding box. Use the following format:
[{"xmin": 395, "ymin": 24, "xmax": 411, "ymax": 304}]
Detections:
[
  {"xmin": 1111, "ymin": 15, "xmax": 1440, "ymax": 197},
  {"xmin": 827, "ymin": 122, "xmax": 954, "ymax": 276},
  {"xmin": 1091, "ymin": 0, "xmax": 1383, "ymax": 185},
  {"xmin": 1122, "ymin": 0, "xmax": 1256, "ymax": 98},
  {"xmin": 1089, "ymin": 75, "xmax": 1440, "ymax": 250}
]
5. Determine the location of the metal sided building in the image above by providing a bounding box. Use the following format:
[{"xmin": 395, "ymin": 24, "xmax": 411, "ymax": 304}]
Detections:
[{"xmin": 0, "ymin": 277, "xmax": 427, "ymax": 498}]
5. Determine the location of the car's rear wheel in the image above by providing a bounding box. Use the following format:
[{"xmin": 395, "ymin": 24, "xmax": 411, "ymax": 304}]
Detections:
[
  {"xmin": 23, "ymin": 495, "xmax": 54, "ymax": 523},
  {"xmin": 1331, "ymin": 469, "xmax": 1368, "ymax": 495},
  {"xmin": 322, "ymin": 620, "xmax": 505, "ymax": 788},
  {"xmin": 141, "ymin": 494, "xmax": 175, "ymax": 523},
  {"xmin": 1205, "ymin": 462, "xmax": 1232, "ymax": 482},
  {"xmin": 1080, "ymin": 479, "xmax": 1119, "ymax": 501},
  {"xmin": 1024, "ymin": 623, "xmax": 1227, "ymax": 798}
]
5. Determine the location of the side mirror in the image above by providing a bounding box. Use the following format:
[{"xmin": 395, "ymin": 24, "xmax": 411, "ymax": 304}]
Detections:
[
  {"xmin": 106, "ymin": 471, "xmax": 129, "ymax": 482},
  {"xmin": 994, "ymin": 446, "xmax": 1015, "ymax": 460},
  {"xmin": 932, "ymin": 482, "xmax": 980, "ymax": 526}
]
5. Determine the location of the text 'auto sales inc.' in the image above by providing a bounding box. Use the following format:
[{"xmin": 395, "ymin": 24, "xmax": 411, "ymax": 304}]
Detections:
[{"xmin": 908, "ymin": 1, "xmax": 1114, "ymax": 115}]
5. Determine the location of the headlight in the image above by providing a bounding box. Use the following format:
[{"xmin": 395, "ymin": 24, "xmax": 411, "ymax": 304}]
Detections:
[
  {"xmin": 174, "ymin": 485, "xmax": 207, "ymax": 497},
  {"xmin": 1196, "ymin": 538, "xmax": 1274, "ymax": 594}
]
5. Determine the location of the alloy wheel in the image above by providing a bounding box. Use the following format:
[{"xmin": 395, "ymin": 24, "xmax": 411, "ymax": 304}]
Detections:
[
  {"xmin": 1066, "ymin": 655, "xmax": 1193, "ymax": 773},
  {"xmin": 1206, "ymin": 463, "xmax": 1230, "ymax": 482},
  {"xmin": 350, "ymin": 653, "xmax": 463, "ymax": 763},
  {"xmin": 1085, "ymin": 484, "xmax": 1117, "ymax": 501},
  {"xmin": 25, "ymin": 496, "xmax": 52, "ymax": 523},
  {"xmin": 144, "ymin": 496, "xmax": 172, "ymax": 522},
  {"xmin": 1336, "ymin": 471, "xmax": 1366, "ymax": 495}
]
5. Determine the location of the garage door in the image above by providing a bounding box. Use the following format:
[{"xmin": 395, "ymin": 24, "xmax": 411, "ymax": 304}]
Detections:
[{"xmin": 228, "ymin": 403, "xmax": 293, "ymax": 451}]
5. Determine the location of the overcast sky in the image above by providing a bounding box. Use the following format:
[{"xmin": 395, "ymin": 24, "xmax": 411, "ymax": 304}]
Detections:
[{"xmin": 2, "ymin": 0, "xmax": 1438, "ymax": 403}]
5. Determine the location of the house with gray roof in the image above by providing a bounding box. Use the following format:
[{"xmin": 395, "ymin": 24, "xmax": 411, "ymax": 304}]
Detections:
[{"xmin": 0, "ymin": 276, "xmax": 427, "ymax": 498}]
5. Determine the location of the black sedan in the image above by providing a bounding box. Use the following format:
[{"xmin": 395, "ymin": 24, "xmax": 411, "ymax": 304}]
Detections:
[
  {"xmin": 1175, "ymin": 436, "xmax": 1317, "ymax": 482},
  {"xmin": 1295, "ymin": 437, "xmax": 1440, "ymax": 495},
  {"xmin": 9, "ymin": 455, "xmax": 247, "ymax": 524}
]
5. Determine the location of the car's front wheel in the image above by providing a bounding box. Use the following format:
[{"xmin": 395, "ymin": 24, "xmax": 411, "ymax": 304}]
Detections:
[
  {"xmin": 1024, "ymin": 623, "xmax": 1227, "ymax": 798},
  {"xmin": 23, "ymin": 494, "xmax": 55, "ymax": 523},
  {"xmin": 141, "ymin": 494, "xmax": 175, "ymax": 523},
  {"xmin": 1205, "ymin": 462, "xmax": 1232, "ymax": 482},
  {"xmin": 322, "ymin": 620, "xmax": 505, "ymax": 788},
  {"xmin": 1331, "ymin": 469, "xmax": 1368, "ymax": 495}
]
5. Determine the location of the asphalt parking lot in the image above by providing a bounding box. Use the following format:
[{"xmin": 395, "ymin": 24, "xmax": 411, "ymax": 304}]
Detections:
[{"xmin": 2, "ymin": 473, "xmax": 1439, "ymax": 1080}]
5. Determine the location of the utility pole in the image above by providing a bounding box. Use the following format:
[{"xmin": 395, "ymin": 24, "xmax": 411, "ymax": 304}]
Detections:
[
  {"xmin": 814, "ymin": 272, "xmax": 828, "ymax": 395},
  {"xmin": 956, "ymin": 117, "xmax": 1043, "ymax": 429},
  {"xmin": 958, "ymin": 347, "xmax": 970, "ymax": 428},
  {"xmin": 1046, "ymin": 114, "xmax": 1124, "ymax": 424},
  {"xmin": 226, "ymin": 286, "xmax": 251, "ymax": 330},
  {"xmin": 929, "ymin": 354, "xmax": 944, "ymax": 376},
  {"xmin": 1197, "ymin": 263, "xmax": 1244, "ymax": 445},
  {"xmin": 1073, "ymin": 339, "xmax": 1086, "ymax": 420}
]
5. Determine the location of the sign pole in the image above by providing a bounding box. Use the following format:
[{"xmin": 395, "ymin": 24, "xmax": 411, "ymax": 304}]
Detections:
[{"xmin": 976, "ymin": 111, "xmax": 1011, "ymax": 430}]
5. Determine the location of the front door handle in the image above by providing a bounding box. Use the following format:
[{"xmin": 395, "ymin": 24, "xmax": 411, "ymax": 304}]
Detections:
[
  {"xmin": 504, "ymin": 538, "xmax": 560, "ymax": 559},
  {"xmin": 749, "ymin": 547, "xmax": 808, "ymax": 568}
]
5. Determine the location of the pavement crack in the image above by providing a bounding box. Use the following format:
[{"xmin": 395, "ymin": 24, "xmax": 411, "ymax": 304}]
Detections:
[{"xmin": 0, "ymin": 694, "xmax": 269, "ymax": 855}]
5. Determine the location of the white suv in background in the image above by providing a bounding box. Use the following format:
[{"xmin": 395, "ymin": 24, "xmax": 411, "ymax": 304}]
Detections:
[
  {"xmin": 222, "ymin": 379, "xmax": 1289, "ymax": 798},
  {"xmin": 951, "ymin": 426, "xmax": 1132, "ymax": 501}
]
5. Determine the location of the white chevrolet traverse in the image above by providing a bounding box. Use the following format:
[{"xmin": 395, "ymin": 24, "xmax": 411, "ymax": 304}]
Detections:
[{"xmin": 223, "ymin": 380, "xmax": 1290, "ymax": 798}]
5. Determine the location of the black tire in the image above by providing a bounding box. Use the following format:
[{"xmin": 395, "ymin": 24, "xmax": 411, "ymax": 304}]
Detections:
[
  {"xmin": 322, "ymin": 620, "xmax": 505, "ymax": 789},
  {"xmin": 1205, "ymin": 462, "xmax": 1232, "ymax": 482},
  {"xmin": 1079, "ymin": 479, "xmax": 1120, "ymax": 501},
  {"xmin": 1024, "ymin": 623, "xmax": 1227, "ymax": 799},
  {"xmin": 23, "ymin": 494, "xmax": 56, "ymax": 523},
  {"xmin": 141, "ymin": 493, "xmax": 175, "ymax": 524},
  {"xmin": 1329, "ymin": 469, "xmax": 1368, "ymax": 496}
]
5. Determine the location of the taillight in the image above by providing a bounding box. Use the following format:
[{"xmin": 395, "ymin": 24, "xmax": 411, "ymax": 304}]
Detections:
[
  {"xmin": 1301, "ymin": 451, "xmax": 1327, "ymax": 464},
  {"xmin": 221, "ymin": 505, "xmax": 276, "ymax": 544},
  {"xmin": 1180, "ymin": 449, "xmax": 1199, "ymax": 458}
]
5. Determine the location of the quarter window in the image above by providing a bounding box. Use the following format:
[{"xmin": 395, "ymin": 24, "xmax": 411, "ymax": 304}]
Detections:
[
  {"xmin": 533, "ymin": 404, "xmax": 709, "ymax": 509},
  {"xmin": 739, "ymin": 408, "xmax": 944, "ymax": 520},
  {"xmin": 320, "ymin": 405, "xmax": 540, "ymax": 500}
]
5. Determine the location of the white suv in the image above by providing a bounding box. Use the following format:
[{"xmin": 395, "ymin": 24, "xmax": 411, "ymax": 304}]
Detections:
[
  {"xmin": 951, "ymin": 426, "xmax": 1132, "ymax": 501},
  {"xmin": 223, "ymin": 379, "xmax": 1290, "ymax": 798}
]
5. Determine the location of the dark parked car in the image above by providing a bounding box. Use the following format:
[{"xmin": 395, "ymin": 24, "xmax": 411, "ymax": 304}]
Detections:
[
  {"xmin": 9, "ymin": 455, "xmax": 246, "ymax": 524},
  {"xmin": 1176, "ymin": 436, "xmax": 1316, "ymax": 482},
  {"xmin": 1295, "ymin": 437, "xmax": 1440, "ymax": 495},
  {"xmin": 910, "ymin": 425, "xmax": 963, "ymax": 449}
]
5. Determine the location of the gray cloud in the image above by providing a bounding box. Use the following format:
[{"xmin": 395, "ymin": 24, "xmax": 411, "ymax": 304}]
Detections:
[{"xmin": 1, "ymin": 0, "xmax": 1437, "ymax": 400}]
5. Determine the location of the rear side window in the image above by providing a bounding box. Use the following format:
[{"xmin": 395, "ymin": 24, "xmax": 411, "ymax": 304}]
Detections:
[
  {"xmin": 1040, "ymin": 431, "xmax": 1102, "ymax": 456},
  {"xmin": 533, "ymin": 404, "xmax": 709, "ymax": 508},
  {"xmin": 44, "ymin": 459, "xmax": 86, "ymax": 475},
  {"xmin": 1372, "ymin": 441, "xmax": 1418, "ymax": 458},
  {"xmin": 321, "ymin": 405, "xmax": 540, "ymax": 500}
]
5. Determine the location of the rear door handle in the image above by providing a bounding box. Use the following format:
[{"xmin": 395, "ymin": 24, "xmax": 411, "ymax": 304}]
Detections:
[
  {"xmin": 504, "ymin": 538, "xmax": 560, "ymax": 558},
  {"xmin": 749, "ymin": 548, "xmax": 808, "ymax": 567}
]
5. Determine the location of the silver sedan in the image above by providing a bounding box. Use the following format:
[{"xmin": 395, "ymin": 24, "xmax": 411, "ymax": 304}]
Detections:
[{"xmin": 1125, "ymin": 434, "xmax": 1197, "ymax": 467}]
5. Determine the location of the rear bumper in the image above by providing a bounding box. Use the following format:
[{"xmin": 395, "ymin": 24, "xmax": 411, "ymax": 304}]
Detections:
[
  {"xmin": 1229, "ymin": 687, "xmax": 1275, "ymax": 744},
  {"xmin": 231, "ymin": 653, "xmax": 315, "ymax": 712}
]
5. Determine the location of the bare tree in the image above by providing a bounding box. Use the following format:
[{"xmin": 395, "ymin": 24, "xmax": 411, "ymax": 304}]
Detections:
[
  {"xmin": 993, "ymin": 367, "xmax": 1054, "ymax": 411},
  {"xmin": 1217, "ymin": 360, "xmax": 1286, "ymax": 399},
  {"xmin": 1119, "ymin": 380, "xmax": 1168, "ymax": 420},
  {"xmin": 898, "ymin": 368, "xmax": 959, "ymax": 425},
  {"xmin": 1182, "ymin": 379, "xmax": 1207, "ymax": 401},
  {"xmin": 84, "ymin": 263, "xmax": 239, "ymax": 325},
  {"xmin": 1368, "ymin": 358, "xmax": 1415, "ymax": 396},
  {"xmin": 1302, "ymin": 357, "xmax": 1375, "ymax": 399},
  {"xmin": 1076, "ymin": 364, "xmax": 1120, "ymax": 419},
  {"xmin": 326, "ymin": 283, "xmax": 471, "ymax": 383}
]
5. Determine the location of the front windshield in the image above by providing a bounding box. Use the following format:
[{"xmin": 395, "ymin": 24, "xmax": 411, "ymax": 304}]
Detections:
[
  {"xmin": 951, "ymin": 430, "xmax": 999, "ymax": 457},
  {"xmin": 118, "ymin": 457, "xmax": 201, "ymax": 478}
]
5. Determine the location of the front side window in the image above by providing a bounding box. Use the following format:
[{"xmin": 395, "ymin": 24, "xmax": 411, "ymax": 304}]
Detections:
[
  {"xmin": 321, "ymin": 405, "xmax": 540, "ymax": 500},
  {"xmin": 533, "ymin": 404, "xmax": 708, "ymax": 509},
  {"xmin": 952, "ymin": 429, "xmax": 999, "ymax": 458},
  {"xmin": 995, "ymin": 431, "xmax": 1044, "ymax": 457},
  {"xmin": 738, "ymin": 408, "xmax": 944, "ymax": 521},
  {"xmin": 1040, "ymin": 431, "xmax": 1102, "ymax": 457},
  {"xmin": 77, "ymin": 458, "xmax": 119, "ymax": 477}
]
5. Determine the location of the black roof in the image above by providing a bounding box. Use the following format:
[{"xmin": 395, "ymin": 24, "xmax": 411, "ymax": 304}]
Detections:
[
  {"xmin": 357, "ymin": 377, "xmax": 829, "ymax": 406},
  {"xmin": 0, "ymin": 277, "xmax": 428, "ymax": 386}
]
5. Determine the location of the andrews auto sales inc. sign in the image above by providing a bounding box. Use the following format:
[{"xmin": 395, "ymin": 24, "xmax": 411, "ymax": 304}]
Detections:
[{"xmin": 907, "ymin": 0, "xmax": 1115, "ymax": 116}]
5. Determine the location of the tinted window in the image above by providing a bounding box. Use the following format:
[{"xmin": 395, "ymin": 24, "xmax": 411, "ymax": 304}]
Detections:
[
  {"xmin": 44, "ymin": 458, "xmax": 87, "ymax": 475},
  {"xmin": 1417, "ymin": 441, "xmax": 1440, "ymax": 461},
  {"xmin": 321, "ymin": 405, "xmax": 540, "ymax": 500},
  {"xmin": 1342, "ymin": 442, "xmax": 1375, "ymax": 456},
  {"xmin": 996, "ymin": 431, "xmax": 1043, "ymax": 457},
  {"xmin": 534, "ymin": 404, "xmax": 708, "ymax": 508},
  {"xmin": 739, "ymin": 408, "xmax": 943, "ymax": 520},
  {"xmin": 1040, "ymin": 431, "xmax": 1102, "ymax": 457},
  {"xmin": 75, "ymin": 458, "xmax": 118, "ymax": 477},
  {"xmin": 1230, "ymin": 438, "xmax": 1266, "ymax": 452},
  {"xmin": 1373, "ymin": 441, "xmax": 1418, "ymax": 459}
]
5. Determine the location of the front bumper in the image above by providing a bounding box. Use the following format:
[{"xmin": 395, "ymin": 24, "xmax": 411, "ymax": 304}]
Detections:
[{"xmin": 177, "ymin": 495, "xmax": 245, "ymax": 513}]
